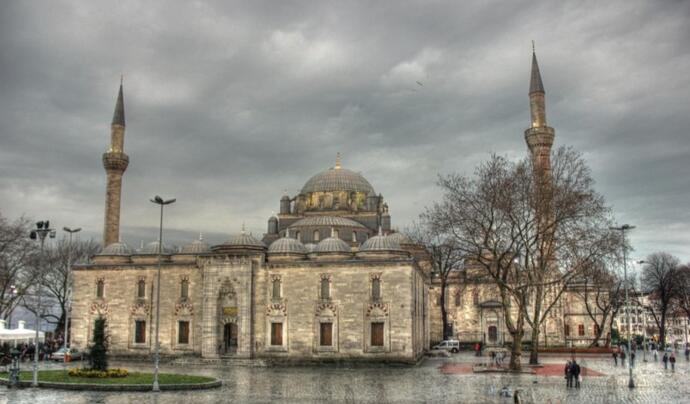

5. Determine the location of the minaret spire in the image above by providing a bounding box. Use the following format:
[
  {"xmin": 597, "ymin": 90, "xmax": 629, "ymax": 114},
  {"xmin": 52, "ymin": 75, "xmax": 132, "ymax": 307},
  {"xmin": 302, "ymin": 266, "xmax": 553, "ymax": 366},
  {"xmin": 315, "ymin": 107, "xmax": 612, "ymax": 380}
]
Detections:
[
  {"xmin": 524, "ymin": 45, "xmax": 555, "ymax": 177},
  {"xmin": 102, "ymin": 80, "xmax": 130, "ymax": 247}
]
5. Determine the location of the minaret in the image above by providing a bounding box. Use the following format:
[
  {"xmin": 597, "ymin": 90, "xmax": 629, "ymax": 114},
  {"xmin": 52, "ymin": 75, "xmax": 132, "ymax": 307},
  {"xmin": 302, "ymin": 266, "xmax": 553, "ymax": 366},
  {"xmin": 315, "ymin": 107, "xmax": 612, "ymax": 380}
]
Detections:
[
  {"xmin": 524, "ymin": 44, "xmax": 555, "ymax": 176},
  {"xmin": 102, "ymin": 79, "xmax": 129, "ymax": 247}
]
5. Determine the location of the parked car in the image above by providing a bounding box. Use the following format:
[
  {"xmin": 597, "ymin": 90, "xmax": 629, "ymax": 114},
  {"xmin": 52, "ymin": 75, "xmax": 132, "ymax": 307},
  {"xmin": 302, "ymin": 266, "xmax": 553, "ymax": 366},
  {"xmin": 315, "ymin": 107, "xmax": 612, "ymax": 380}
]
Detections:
[
  {"xmin": 433, "ymin": 340, "xmax": 460, "ymax": 353},
  {"xmin": 49, "ymin": 347, "xmax": 84, "ymax": 361}
]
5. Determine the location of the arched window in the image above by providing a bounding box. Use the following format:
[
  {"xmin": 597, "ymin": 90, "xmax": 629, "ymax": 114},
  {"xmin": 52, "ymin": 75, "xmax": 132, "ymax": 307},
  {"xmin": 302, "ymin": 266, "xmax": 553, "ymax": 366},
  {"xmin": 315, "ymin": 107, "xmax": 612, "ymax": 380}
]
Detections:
[
  {"xmin": 333, "ymin": 229, "xmax": 339, "ymax": 238},
  {"xmin": 352, "ymin": 231, "xmax": 357, "ymax": 242},
  {"xmin": 295, "ymin": 231, "xmax": 301, "ymax": 242},
  {"xmin": 371, "ymin": 278, "xmax": 381, "ymax": 301},
  {"xmin": 313, "ymin": 230, "xmax": 320, "ymax": 242},
  {"xmin": 180, "ymin": 279, "xmax": 189, "ymax": 299},
  {"xmin": 272, "ymin": 278, "xmax": 281, "ymax": 300},
  {"xmin": 321, "ymin": 278, "xmax": 330, "ymax": 300},
  {"xmin": 472, "ymin": 288, "xmax": 479, "ymax": 305},
  {"xmin": 96, "ymin": 280, "xmax": 104, "ymax": 298},
  {"xmin": 137, "ymin": 279, "xmax": 146, "ymax": 298},
  {"xmin": 454, "ymin": 291, "xmax": 462, "ymax": 307}
]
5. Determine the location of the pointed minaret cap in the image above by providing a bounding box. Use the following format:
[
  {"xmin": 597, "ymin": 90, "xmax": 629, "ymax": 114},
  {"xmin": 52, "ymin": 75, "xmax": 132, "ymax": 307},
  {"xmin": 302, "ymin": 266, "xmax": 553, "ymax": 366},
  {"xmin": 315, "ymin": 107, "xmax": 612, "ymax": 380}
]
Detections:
[
  {"xmin": 529, "ymin": 43, "xmax": 545, "ymax": 94},
  {"xmin": 112, "ymin": 77, "xmax": 125, "ymax": 126}
]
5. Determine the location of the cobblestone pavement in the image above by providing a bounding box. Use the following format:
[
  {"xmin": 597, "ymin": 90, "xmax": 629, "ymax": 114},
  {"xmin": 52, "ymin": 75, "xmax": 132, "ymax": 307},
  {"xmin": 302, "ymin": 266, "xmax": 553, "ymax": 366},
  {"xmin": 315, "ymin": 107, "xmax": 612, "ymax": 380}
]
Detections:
[{"xmin": 2, "ymin": 352, "xmax": 690, "ymax": 403}]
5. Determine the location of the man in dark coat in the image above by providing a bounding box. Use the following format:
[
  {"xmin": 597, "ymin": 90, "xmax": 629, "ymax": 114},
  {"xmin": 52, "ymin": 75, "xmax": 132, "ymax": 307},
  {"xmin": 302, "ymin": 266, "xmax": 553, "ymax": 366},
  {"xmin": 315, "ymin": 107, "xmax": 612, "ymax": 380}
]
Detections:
[
  {"xmin": 572, "ymin": 360, "xmax": 581, "ymax": 388},
  {"xmin": 564, "ymin": 360, "xmax": 573, "ymax": 388},
  {"xmin": 612, "ymin": 350, "xmax": 618, "ymax": 366},
  {"xmin": 663, "ymin": 352, "xmax": 669, "ymax": 370}
]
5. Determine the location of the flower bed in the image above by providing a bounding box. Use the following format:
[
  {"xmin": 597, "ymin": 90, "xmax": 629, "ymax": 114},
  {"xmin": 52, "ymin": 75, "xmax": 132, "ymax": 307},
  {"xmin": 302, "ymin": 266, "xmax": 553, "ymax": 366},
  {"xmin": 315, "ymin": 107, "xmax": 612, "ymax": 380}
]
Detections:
[{"xmin": 68, "ymin": 368, "xmax": 129, "ymax": 378}]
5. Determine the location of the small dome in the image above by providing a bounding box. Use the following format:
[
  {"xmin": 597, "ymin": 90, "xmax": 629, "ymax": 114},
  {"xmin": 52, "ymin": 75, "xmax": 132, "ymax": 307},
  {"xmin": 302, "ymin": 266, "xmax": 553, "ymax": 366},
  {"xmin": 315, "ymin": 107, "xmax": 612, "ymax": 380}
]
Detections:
[
  {"xmin": 269, "ymin": 216, "xmax": 278, "ymax": 223},
  {"xmin": 314, "ymin": 237, "xmax": 351, "ymax": 254},
  {"xmin": 360, "ymin": 234, "xmax": 402, "ymax": 252},
  {"xmin": 226, "ymin": 233, "xmax": 266, "ymax": 248},
  {"xmin": 181, "ymin": 235, "xmax": 210, "ymax": 254},
  {"xmin": 99, "ymin": 242, "xmax": 132, "ymax": 256},
  {"xmin": 140, "ymin": 241, "xmax": 173, "ymax": 255},
  {"xmin": 304, "ymin": 243, "xmax": 317, "ymax": 253},
  {"xmin": 387, "ymin": 232, "xmax": 413, "ymax": 245},
  {"xmin": 268, "ymin": 236, "xmax": 307, "ymax": 254}
]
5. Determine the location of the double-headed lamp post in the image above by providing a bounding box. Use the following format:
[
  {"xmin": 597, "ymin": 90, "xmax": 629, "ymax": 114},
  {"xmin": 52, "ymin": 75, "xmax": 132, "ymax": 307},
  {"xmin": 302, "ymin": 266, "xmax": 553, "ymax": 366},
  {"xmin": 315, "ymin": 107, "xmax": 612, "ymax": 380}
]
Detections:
[
  {"xmin": 62, "ymin": 227, "xmax": 81, "ymax": 352},
  {"xmin": 610, "ymin": 224, "xmax": 636, "ymax": 389},
  {"xmin": 150, "ymin": 196, "xmax": 175, "ymax": 392},
  {"xmin": 29, "ymin": 220, "xmax": 56, "ymax": 387}
]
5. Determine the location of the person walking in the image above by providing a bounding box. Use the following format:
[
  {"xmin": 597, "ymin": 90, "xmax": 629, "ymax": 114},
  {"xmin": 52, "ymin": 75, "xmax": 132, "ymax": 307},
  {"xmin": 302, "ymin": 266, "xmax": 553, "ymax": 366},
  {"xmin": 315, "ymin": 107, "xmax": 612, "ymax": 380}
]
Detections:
[
  {"xmin": 630, "ymin": 351, "xmax": 635, "ymax": 367},
  {"xmin": 572, "ymin": 360, "xmax": 581, "ymax": 388},
  {"xmin": 620, "ymin": 349, "xmax": 626, "ymax": 367},
  {"xmin": 685, "ymin": 344, "xmax": 689, "ymax": 361},
  {"xmin": 670, "ymin": 352, "xmax": 676, "ymax": 372},
  {"xmin": 474, "ymin": 343, "xmax": 480, "ymax": 357},
  {"xmin": 663, "ymin": 352, "xmax": 669, "ymax": 370},
  {"xmin": 653, "ymin": 345, "xmax": 659, "ymax": 361},
  {"xmin": 612, "ymin": 350, "xmax": 618, "ymax": 366},
  {"xmin": 564, "ymin": 360, "xmax": 573, "ymax": 388}
]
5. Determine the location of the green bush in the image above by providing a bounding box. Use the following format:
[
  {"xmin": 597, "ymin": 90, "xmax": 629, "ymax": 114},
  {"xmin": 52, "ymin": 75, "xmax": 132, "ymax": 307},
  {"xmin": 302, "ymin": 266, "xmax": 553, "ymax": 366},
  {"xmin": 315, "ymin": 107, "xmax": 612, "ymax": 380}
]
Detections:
[
  {"xmin": 89, "ymin": 316, "xmax": 108, "ymax": 371},
  {"xmin": 68, "ymin": 368, "xmax": 128, "ymax": 378}
]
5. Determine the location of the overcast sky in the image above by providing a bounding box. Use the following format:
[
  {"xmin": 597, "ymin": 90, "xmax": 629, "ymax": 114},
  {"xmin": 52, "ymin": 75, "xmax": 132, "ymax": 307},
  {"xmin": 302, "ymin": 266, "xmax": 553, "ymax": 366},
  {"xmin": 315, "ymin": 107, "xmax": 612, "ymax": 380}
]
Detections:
[{"xmin": 1, "ymin": 0, "xmax": 688, "ymax": 265}]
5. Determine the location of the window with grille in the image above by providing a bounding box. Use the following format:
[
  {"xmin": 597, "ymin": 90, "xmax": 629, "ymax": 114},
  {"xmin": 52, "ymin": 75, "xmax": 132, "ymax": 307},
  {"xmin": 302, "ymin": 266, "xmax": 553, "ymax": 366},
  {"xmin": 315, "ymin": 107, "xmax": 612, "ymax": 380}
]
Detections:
[
  {"xmin": 320, "ymin": 322, "xmax": 333, "ymax": 346},
  {"xmin": 272, "ymin": 279, "xmax": 281, "ymax": 300},
  {"xmin": 578, "ymin": 324, "xmax": 585, "ymax": 336},
  {"xmin": 178, "ymin": 321, "xmax": 190, "ymax": 344},
  {"xmin": 565, "ymin": 324, "xmax": 570, "ymax": 336},
  {"xmin": 271, "ymin": 322, "xmax": 283, "ymax": 346},
  {"xmin": 135, "ymin": 320, "xmax": 146, "ymax": 343},
  {"xmin": 371, "ymin": 322, "xmax": 384, "ymax": 346}
]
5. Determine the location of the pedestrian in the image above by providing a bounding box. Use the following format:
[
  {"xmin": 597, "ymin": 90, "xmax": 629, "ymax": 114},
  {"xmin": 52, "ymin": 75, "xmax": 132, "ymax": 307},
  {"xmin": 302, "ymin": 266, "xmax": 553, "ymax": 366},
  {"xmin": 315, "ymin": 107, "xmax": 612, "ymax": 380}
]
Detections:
[
  {"xmin": 491, "ymin": 350, "xmax": 497, "ymax": 367},
  {"xmin": 564, "ymin": 360, "xmax": 573, "ymax": 388},
  {"xmin": 685, "ymin": 345, "xmax": 689, "ymax": 361},
  {"xmin": 612, "ymin": 349, "xmax": 618, "ymax": 366},
  {"xmin": 663, "ymin": 352, "xmax": 669, "ymax": 370},
  {"xmin": 474, "ymin": 343, "xmax": 480, "ymax": 357},
  {"xmin": 572, "ymin": 360, "xmax": 581, "ymax": 388},
  {"xmin": 670, "ymin": 352, "xmax": 676, "ymax": 372},
  {"xmin": 620, "ymin": 349, "xmax": 626, "ymax": 366},
  {"xmin": 630, "ymin": 351, "xmax": 635, "ymax": 367},
  {"xmin": 653, "ymin": 346, "xmax": 659, "ymax": 361}
]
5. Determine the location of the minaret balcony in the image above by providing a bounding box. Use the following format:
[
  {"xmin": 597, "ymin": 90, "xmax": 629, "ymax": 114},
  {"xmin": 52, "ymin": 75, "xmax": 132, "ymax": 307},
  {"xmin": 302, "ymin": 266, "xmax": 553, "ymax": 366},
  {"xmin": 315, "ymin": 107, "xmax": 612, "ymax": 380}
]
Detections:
[{"xmin": 102, "ymin": 151, "xmax": 129, "ymax": 171}]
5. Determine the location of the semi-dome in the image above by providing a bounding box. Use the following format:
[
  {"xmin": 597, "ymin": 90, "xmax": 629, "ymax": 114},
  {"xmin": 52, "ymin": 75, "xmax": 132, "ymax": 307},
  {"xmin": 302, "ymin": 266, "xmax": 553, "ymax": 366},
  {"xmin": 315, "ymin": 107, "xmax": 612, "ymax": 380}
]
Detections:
[
  {"xmin": 268, "ymin": 236, "xmax": 308, "ymax": 254},
  {"xmin": 99, "ymin": 242, "xmax": 132, "ymax": 256},
  {"xmin": 289, "ymin": 216, "xmax": 367, "ymax": 230},
  {"xmin": 301, "ymin": 167, "xmax": 375, "ymax": 195},
  {"xmin": 139, "ymin": 241, "xmax": 174, "ymax": 255},
  {"xmin": 360, "ymin": 234, "xmax": 402, "ymax": 252},
  {"xmin": 181, "ymin": 235, "xmax": 210, "ymax": 254},
  {"xmin": 387, "ymin": 232, "xmax": 413, "ymax": 245},
  {"xmin": 314, "ymin": 237, "xmax": 351, "ymax": 254}
]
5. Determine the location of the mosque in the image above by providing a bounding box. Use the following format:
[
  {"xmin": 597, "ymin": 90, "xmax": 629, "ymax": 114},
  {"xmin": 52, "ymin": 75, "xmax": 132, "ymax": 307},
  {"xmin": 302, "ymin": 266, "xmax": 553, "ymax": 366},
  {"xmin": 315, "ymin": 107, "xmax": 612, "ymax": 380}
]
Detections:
[{"xmin": 69, "ymin": 50, "xmax": 605, "ymax": 363}]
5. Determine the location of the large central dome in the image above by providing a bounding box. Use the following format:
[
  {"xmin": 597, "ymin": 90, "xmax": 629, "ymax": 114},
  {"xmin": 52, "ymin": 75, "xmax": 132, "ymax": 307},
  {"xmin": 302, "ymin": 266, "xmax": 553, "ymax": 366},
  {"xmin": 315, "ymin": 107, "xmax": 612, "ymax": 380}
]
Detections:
[{"xmin": 300, "ymin": 166, "xmax": 375, "ymax": 195}]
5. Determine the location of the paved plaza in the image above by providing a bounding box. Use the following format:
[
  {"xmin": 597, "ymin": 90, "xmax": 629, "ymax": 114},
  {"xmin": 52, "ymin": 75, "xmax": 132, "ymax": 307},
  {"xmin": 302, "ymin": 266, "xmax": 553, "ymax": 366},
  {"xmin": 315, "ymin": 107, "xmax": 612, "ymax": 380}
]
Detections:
[{"xmin": 2, "ymin": 352, "xmax": 690, "ymax": 403}]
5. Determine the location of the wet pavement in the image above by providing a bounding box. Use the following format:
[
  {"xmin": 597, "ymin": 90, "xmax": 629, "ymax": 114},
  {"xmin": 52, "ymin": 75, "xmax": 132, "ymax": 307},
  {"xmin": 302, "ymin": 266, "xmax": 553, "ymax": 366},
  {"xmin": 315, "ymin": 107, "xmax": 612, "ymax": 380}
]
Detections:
[{"xmin": 2, "ymin": 352, "xmax": 690, "ymax": 403}]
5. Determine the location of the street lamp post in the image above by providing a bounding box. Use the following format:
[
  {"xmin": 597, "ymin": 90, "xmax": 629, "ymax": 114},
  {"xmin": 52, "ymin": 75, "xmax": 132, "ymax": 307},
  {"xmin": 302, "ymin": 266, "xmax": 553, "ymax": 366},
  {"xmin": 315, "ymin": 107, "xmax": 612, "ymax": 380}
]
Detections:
[
  {"xmin": 28, "ymin": 220, "xmax": 56, "ymax": 387},
  {"xmin": 150, "ymin": 196, "xmax": 175, "ymax": 392},
  {"xmin": 610, "ymin": 224, "xmax": 636, "ymax": 389},
  {"xmin": 636, "ymin": 261, "xmax": 648, "ymax": 362},
  {"xmin": 62, "ymin": 227, "xmax": 81, "ymax": 352}
]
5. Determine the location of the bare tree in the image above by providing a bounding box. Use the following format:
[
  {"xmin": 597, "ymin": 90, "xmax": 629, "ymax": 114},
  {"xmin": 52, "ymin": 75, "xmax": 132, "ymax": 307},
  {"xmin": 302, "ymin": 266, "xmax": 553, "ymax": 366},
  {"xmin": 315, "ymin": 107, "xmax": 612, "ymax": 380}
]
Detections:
[
  {"xmin": 576, "ymin": 262, "xmax": 625, "ymax": 347},
  {"xmin": 425, "ymin": 147, "xmax": 616, "ymax": 370},
  {"xmin": 407, "ymin": 221, "xmax": 465, "ymax": 340},
  {"xmin": 41, "ymin": 237, "xmax": 100, "ymax": 336},
  {"xmin": 0, "ymin": 213, "xmax": 39, "ymax": 322},
  {"xmin": 676, "ymin": 264, "xmax": 690, "ymax": 324},
  {"xmin": 641, "ymin": 252, "xmax": 682, "ymax": 346}
]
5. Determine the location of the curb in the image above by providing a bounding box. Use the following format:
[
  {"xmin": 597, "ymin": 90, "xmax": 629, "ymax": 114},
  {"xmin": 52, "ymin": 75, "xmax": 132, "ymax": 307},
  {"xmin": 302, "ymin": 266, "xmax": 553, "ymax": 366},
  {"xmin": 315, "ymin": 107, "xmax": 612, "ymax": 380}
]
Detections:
[{"xmin": 0, "ymin": 377, "xmax": 222, "ymax": 391}]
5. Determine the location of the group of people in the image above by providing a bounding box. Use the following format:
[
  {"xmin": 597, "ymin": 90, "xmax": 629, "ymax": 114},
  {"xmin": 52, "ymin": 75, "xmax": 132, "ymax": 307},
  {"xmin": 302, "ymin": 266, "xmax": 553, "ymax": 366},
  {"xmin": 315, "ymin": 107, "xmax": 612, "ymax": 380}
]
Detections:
[
  {"xmin": 489, "ymin": 350, "xmax": 506, "ymax": 366},
  {"xmin": 564, "ymin": 360, "xmax": 582, "ymax": 388},
  {"xmin": 612, "ymin": 341, "xmax": 687, "ymax": 372}
]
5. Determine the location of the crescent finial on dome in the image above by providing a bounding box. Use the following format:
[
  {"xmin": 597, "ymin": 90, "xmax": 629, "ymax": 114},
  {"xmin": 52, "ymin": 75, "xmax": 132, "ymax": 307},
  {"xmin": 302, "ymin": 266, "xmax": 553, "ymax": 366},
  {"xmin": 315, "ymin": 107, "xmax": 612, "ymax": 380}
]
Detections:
[{"xmin": 335, "ymin": 152, "xmax": 341, "ymax": 169}]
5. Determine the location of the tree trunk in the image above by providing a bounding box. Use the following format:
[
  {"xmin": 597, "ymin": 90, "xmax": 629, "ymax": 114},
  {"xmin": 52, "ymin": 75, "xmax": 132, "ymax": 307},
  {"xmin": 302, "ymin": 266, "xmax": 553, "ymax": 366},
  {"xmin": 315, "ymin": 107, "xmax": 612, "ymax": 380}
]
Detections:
[
  {"xmin": 660, "ymin": 310, "xmax": 667, "ymax": 347},
  {"xmin": 510, "ymin": 330, "xmax": 524, "ymax": 371},
  {"xmin": 440, "ymin": 279, "xmax": 449, "ymax": 339},
  {"xmin": 529, "ymin": 325, "xmax": 540, "ymax": 364}
]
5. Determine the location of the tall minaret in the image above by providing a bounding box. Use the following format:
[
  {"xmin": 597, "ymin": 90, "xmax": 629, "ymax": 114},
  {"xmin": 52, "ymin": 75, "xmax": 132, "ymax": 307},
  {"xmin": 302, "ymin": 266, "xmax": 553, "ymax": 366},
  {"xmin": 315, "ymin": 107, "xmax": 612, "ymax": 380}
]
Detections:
[
  {"xmin": 524, "ymin": 44, "xmax": 555, "ymax": 176},
  {"xmin": 102, "ymin": 80, "xmax": 129, "ymax": 247}
]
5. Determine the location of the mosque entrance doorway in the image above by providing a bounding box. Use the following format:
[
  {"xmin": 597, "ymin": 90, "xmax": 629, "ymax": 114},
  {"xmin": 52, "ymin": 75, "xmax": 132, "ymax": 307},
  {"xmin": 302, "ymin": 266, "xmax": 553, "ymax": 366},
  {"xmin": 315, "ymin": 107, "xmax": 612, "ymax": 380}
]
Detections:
[
  {"xmin": 223, "ymin": 323, "xmax": 238, "ymax": 354},
  {"xmin": 488, "ymin": 325, "xmax": 498, "ymax": 343}
]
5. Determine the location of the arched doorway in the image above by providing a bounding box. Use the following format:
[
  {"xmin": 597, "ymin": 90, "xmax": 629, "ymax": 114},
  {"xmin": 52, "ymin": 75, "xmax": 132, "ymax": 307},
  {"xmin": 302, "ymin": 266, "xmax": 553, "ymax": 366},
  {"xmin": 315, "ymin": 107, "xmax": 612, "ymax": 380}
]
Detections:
[
  {"xmin": 223, "ymin": 323, "xmax": 238, "ymax": 354},
  {"xmin": 488, "ymin": 325, "xmax": 498, "ymax": 343}
]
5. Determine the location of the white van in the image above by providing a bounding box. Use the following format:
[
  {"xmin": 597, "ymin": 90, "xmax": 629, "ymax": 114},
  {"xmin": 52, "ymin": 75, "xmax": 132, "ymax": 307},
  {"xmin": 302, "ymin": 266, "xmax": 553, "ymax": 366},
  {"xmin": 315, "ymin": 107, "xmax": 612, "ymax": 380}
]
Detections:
[{"xmin": 433, "ymin": 340, "xmax": 460, "ymax": 353}]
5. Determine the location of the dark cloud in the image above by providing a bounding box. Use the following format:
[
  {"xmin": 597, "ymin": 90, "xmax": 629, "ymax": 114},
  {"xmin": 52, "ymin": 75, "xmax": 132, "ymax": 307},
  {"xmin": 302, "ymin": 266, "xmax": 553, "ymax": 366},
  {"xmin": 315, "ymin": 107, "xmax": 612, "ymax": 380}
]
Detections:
[{"xmin": 1, "ymin": 0, "xmax": 689, "ymax": 263}]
